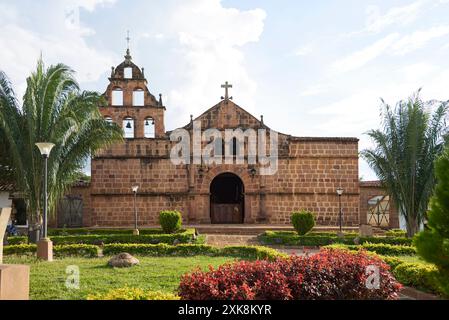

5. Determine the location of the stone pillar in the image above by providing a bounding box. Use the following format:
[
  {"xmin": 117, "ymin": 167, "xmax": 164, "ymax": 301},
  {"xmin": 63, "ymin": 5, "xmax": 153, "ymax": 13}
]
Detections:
[
  {"xmin": 37, "ymin": 238, "xmax": 53, "ymax": 262},
  {"xmin": 1, "ymin": 208, "xmax": 30, "ymax": 300},
  {"xmin": 0, "ymin": 208, "xmax": 11, "ymax": 264}
]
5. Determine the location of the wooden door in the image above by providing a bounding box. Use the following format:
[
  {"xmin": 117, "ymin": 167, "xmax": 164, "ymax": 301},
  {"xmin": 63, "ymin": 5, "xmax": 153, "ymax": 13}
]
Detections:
[{"xmin": 211, "ymin": 203, "xmax": 243, "ymax": 224}]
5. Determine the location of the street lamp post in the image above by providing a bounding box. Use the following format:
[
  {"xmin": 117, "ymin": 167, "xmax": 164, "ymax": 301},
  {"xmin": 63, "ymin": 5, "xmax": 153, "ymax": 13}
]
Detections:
[
  {"xmin": 35, "ymin": 142, "xmax": 55, "ymax": 261},
  {"xmin": 132, "ymin": 186, "xmax": 139, "ymax": 235},
  {"xmin": 336, "ymin": 187, "xmax": 344, "ymax": 236}
]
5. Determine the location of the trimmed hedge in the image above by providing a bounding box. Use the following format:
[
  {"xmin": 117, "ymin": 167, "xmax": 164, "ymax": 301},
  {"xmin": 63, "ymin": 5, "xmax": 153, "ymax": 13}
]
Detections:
[
  {"xmin": 324, "ymin": 243, "xmax": 416, "ymax": 256},
  {"xmin": 393, "ymin": 263, "xmax": 440, "ymax": 295},
  {"xmin": 87, "ymin": 287, "xmax": 180, "ymax": 300},
  {"xmin": 103, "ymin": 243, "xmax": 286, "ymax": 261},
  {"xmin": 3, "ymin": 244, "xmax": 98, "ymax": 258},
  {"xmin": 5, "ymin": 236, "xmax": 28, "ymax": 245},
  {"xmin": 385, "ymin": 229, "xmax": 407, "ymax": 238},
  {"xmin": 48, "ymin": 228, "xmax": 184, "ymax": 236},
  {"xmin": 258, "ymin": 231, "xmax": 413, "ymax": 246},
  {"xmin": 47, "ymin": 229, "xmax": 196, "ymax": 245},
  {"xmin": 54, "ymin": 244, "xmax": 99, "ymax": 258},
  {"xmin": 3, "ymin": 244, "xmax": 37, "ymax": 256},
  {"xmin": 4, "ymin": 243, "xmax": 284, "ymax": 261}
]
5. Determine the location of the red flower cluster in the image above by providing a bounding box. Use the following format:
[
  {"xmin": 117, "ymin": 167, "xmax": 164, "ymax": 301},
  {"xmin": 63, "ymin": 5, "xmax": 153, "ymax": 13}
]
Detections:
[{"xmin": 178, "ymin": 249, "xmax": 402, "ymax": 300}]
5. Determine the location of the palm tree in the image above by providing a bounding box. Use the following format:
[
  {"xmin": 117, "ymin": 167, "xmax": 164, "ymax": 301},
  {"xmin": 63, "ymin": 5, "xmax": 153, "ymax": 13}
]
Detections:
[
  {"xmin": 0, "ymin": 59, "xmax": 122, "ymax": 232},
  {"xmin": 361, "ymin": 90, "xmax": 448, "ymax": 237}
]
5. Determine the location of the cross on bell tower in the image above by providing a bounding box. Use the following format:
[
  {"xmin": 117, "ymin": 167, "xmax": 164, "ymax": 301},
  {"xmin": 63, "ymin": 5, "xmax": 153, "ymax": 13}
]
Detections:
[
  {"xmin": 125, "ymin": 30, "xmax": 132, "ymax": 61},
  {"xmin": 221, "ymin": 81, "xmax": 233, "ymax": 101}
]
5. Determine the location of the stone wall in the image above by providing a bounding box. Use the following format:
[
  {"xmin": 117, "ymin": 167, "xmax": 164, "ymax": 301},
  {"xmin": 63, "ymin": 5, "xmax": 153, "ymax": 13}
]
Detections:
[{"xmin": 88, "ymin": 136, "xmax": 360, "ymax": 227}]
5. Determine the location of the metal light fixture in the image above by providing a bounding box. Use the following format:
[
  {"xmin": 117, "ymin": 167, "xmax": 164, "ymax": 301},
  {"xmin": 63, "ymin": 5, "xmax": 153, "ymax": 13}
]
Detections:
[
  {"xmin": 336, "ymin": 187, "xmax": 344, "ymax": 196},
  {"xmin": 35, "ymin": 142, "xmax": 55, "ymax": 240},
  {"xmin": 132, "ymin": 185, "xmax": 139, "ymax": 235},
  {"xmin": 336, "ymin": 187, "xmax": 344, "ymax": 234},
  {"xmin": 249, "ymin": 168, "xmax": 257, "ymax": 177}
]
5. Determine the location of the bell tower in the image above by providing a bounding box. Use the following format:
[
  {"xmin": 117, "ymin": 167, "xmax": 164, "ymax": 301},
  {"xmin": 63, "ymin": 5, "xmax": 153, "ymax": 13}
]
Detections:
[{"xmin": 99, "ymin": 33, "xmax": 165, "ymax": 139}]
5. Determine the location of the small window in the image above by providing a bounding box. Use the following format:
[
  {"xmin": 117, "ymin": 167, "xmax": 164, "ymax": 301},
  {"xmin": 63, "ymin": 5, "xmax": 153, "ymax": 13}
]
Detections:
[
  {"xmin": 123, "ymin": 117, "xmax": 134, "ymax": 138},
  {"xmin": 133, "ymin": 89, "xmax": 145, "ymax": 106},
  {"xmin": 144, "ymin": 117, "xmax": 155, "ymax": 138},
  {"xmin": 124, "ymin": 67, "xmax": 132, "ymax": 79},
  {"xmin": 231, "ymin": 137, "xmax": 238, "ymax": 156},
  {"xmin": 104, "ymin": 116, "xmax": 113, "ymax": 124},
  {"xmin": 214, "ymin": 138, "xmax": 223, "ymax": 156},
  {"xmin": 112, "ymin": 89, "xmax": 123, "ymax": 106}
]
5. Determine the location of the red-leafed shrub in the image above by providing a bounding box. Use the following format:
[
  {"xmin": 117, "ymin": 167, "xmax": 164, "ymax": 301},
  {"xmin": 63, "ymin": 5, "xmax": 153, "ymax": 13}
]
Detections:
[
  {"xmin": 178, "ymin": 259, "xmax": 292, "ymax": 300},
  {"xmin": 178, "ymin": 249, "xmax": 401, "ymax": 300}
]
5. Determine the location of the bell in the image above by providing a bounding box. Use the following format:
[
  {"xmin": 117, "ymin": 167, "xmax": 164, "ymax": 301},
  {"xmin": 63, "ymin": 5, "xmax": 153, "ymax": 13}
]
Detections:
[
  {"xmin": 145, "ymin": 120, "xmax": 149, "ymax": 126},
  {"xmin": 126, "ymin": 122, "xmax": 132, "ymax": 129}
]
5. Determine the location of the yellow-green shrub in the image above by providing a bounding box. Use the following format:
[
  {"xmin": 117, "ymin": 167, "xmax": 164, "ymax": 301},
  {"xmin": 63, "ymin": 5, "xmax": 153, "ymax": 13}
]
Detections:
[{"xmin": 87, "ymin": 287, "xmax": 179, "ymax": 300}]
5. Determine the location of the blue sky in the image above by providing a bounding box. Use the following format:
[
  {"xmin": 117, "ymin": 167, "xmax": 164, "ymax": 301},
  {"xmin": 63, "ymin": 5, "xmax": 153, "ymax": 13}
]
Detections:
[{"xmin": 1, "ymin": 0, "xmax": 449, "ymax": 179}]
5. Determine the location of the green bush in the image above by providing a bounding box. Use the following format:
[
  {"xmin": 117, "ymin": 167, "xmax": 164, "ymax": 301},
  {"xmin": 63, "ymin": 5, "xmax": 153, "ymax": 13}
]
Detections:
[
  {"xmin": 6, "ymin": 236, "xmax": 28, "ymax": 245},
  {"xmin": 359, "ymin": 243, "xmax": 416, "ymax": 256},
  {"xmin": 393, "ymin": 263, "xmax": 440, "ymax": 294},
  {"xmin": 385, "ymin": 229, "xmax": 407, "ymax": 238},
  {"xmin": 3, "ymin": 244, "xmax": 98, "ymax": 258},
  {"xmin": 87, "ymin": 287, "xmax": 179, "ymax": 300},
  {"xmin": 103, "ymin": 243, "xmax": 285, "ymax": 261},
  {"xmin": 48, "ymin": 229, "xmax": 196, "ymax": 245},
  {"xmin": 48, "ymin": 228, "xmax": 172, "ymax": 236},
  {"xmin": 159, "ymin": 210, "xmax": 182, "ymax": 233},
  {"xmin": 323, "ymin": 243, "xmax": 416, "ymax": 256},
  {"xmin": 258, "ymin": 231, "xmax": 413, "ymax": 247},
  {"xmin": 53, "ymin": 244, "xmax": 99, "ymax": 258},
  {"xmin": 380, "ymin": 256, "xmax": 405, "ymax": 270},
  {"xmin": 3, "ymin": 244, "xmax": 37, "ymax": 256},
  {"xmin": 291, "ymin": 210, "xmax": 315, "ymax": 235}
]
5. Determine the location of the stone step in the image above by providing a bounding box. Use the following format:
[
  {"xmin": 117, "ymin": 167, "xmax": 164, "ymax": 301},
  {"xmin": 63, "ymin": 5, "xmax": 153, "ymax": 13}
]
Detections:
[
  {"xmin": 190, "ymin": 224, "xmax": 359, "ymax": 236},
  {"xmin": 205, "ymin": 234, "xmax": 259, "ymax": 247}
]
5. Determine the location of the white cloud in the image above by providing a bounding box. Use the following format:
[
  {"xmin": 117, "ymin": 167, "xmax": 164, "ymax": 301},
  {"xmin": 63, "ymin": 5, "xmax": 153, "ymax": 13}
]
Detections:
[
  {"xmin": 391, "ymin": 25, "xmax": 449, "ymax": 55},
  {"xmin": 0, "ymin": 1, "xmax": 118, "ymax": 99},
  {"xmin": 67, "ymin": 0, "xmax": 116, "ymax": 12},
  {"xmin": 294, "ymin": 44, "xmax": 313, "ymax": 57},
  {"xmin": 332, "ymin": 33, "xmax": 399, "ymax": 73},
  {"xmin": 166, "ymin": 0, "xmax": 266, "ymax": 124},
  {"xmin": 364, "ymin": 1, "xmax": 427, "ymax": 34},
  {"xmin": 299, "ymin": 84, "xmax": 329, "ymax": 97}
]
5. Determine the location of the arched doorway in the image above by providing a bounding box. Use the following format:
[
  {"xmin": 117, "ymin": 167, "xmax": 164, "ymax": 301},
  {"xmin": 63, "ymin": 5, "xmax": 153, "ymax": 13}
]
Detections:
[{"xmin": 210, "ymin": 173, "xmax": 244, "ymax": 224}]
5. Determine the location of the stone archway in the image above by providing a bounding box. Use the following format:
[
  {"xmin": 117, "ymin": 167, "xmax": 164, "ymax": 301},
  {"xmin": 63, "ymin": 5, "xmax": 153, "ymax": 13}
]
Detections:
[{"xmin": 210, "ymin": 172, "xmax": 244, "ymax": 224}]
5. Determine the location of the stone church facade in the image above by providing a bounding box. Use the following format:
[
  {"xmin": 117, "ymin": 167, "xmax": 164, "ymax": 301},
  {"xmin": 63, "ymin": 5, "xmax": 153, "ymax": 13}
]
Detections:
[{"xmin": 79, "ymin": 51, "xmax": 365, "ymax": 228}]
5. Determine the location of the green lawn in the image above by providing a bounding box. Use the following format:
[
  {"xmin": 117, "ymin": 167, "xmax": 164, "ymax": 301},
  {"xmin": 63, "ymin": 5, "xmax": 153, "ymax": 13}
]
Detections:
[{"xmin": 3, "ymin": 255, "xmax": 237, "ymax": 300}]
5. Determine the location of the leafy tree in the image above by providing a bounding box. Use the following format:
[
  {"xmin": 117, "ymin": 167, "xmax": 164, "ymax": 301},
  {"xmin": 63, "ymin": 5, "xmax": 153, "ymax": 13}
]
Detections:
[
  {"xmin": 0, "ymin": 59, "xmax": 122, "ymax": 229},
  {"xmin": 414, "ymin": 148, "xmax": 449, "ymax": 296},
  {"xmin": 361, "ymin": 91, "xmax": 448, "ymax": 237},
  {"xmin": 0, "ymin": 127, "xmax": 14, "ymax": 183}
]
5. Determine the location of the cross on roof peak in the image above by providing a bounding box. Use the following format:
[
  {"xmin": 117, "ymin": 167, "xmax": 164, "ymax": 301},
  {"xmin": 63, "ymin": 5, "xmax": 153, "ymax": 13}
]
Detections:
[
  {"xmin": 221, "ymin": 81, "xmax": 233, "ymax": 101},
  {"xmin": 125, "ymin": 30, "xmax": 132, "ymax": 61}
]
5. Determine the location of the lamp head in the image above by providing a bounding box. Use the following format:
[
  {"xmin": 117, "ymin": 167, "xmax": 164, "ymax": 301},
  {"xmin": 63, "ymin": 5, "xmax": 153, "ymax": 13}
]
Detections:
[
  {"xmin": 336, "ymin": 187, "xmax": 344, "ymax": 196},
  {"xmin": 132, "ymin": 186, "xmax": 139, "ymax": 193},
  {"xmin": 35, "ymin": 142, "xmax": 55, "ymax": 157}
]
